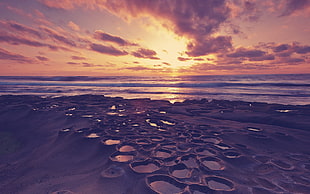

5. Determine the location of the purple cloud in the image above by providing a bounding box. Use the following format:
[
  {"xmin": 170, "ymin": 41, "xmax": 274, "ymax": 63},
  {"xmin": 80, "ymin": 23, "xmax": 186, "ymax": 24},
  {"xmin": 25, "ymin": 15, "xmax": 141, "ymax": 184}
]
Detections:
[
  {"xmin": 227, "ymin": 48, "xmax": 266, "ymax": 58},
  {"xmin": 273, "ymin": 44, "xmax": 290, "ymax": 52},
  {"xmin": 194, "ymin": 58, "xmax": 205, "ymax": 61},
  {"xmin": 82, "ymin": 62, "xmax": 96, "ymax": 67},
  {"xmin": 40, "ymin": 27, "xmax": 76, "ymax": 47},
  {"xmin": 162, "ymin": 62, "xmax": 171, "ymax": 66},
  {"xmin": 38, "ymin": 0, "xmax": 309, "ymax": 59},
  {"xmin": 0, "ymin": 32, "xmax": 46, "ymax": 47},
  {"xmin": 0, "ymin": 47, "xmax": 34, "ymax": 63},
  {"xmin": 186, "ymin": 36, "xmax": 232, "ymax": 57},
  {"xmin": 281, "ymin": 0, "xmax": 310, "ymax": 16},
  {"xmin": 124, "ymin": 66, "xmax": 155, "ymax": 71},
  {"xmin": 0, "ymin": 31, "xmax": 73, "ymax": 51},
  {"xmin": 66, "ymin": 61, "xmax": 99, "ymax": 67},
  {"xmin": 272, "ymin": 43, "xmax": 310, "ymax": 55},
  {"xmin": 177, "ymin": 57, "xmax": 191, "ymax": 61},
  {"xmin": 36, "ymin": 56, "xmax": 49, "ymax": 61},
  {"xmin": 67, "ymin": 62, "xmax": 79, "ymax": 65},
  {"xmin": 71, "ymin": 56, "xmax": 87, "ymax": 60},
  {"xmin": 249, "ymin": 54, "xmax": 275, "ymax": 61},
  {"xmin": 90, "ymin": 0, "xmax": 231, "ymax": 57},
  {"xmin": 0, "ymin": 21, "xmax": 43, "ymax": 39},
  {"xmin": 286, "ymin": 58, "xmax": 305, "ymax": 63},
  {"xmin": 240, "ymin": 1, "xmax": 262, "ymax": 21},
  {"xmin": 295, "ymin": 45, "xmax": 310, "ymax": 54},
  {"xmin": 90, "ymin": 43, "xmax": 128, "ymax": 56},
  {"xmin": 132, "ymin": 48, "xmax": 160, "ymax": 60},
  {"xmin": 94, "ymin": 30, "xmax": 137, "ymax": 46}
]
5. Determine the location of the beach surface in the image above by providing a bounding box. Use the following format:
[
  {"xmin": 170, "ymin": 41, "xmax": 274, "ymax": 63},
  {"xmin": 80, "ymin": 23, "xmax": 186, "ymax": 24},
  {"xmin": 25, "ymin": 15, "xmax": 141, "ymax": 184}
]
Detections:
[{"xmin": 0, "ymin": 95, "xmax": 309, "ymax": 194}]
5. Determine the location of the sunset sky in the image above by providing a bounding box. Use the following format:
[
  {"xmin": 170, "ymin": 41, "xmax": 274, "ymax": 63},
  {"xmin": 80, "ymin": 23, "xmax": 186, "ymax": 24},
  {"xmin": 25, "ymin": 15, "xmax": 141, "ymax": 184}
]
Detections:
[{"xmin": 0, "ymin": 0, "xmax": 309, "ymax": 76}]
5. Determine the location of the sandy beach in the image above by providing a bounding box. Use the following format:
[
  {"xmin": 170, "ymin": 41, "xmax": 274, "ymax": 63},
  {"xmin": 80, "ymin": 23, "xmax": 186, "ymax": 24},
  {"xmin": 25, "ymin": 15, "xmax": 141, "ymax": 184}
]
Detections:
[{"xmin": 0, "ymin": 95, "xmax": 309, "ymax": 194}]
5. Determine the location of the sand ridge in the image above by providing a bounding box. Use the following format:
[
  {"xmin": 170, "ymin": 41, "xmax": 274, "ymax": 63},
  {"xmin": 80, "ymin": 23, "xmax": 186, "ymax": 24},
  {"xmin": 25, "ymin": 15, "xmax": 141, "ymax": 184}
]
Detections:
[{"xmin": 0, "ymin": 95, "xmax": 309, "ymax": 194}]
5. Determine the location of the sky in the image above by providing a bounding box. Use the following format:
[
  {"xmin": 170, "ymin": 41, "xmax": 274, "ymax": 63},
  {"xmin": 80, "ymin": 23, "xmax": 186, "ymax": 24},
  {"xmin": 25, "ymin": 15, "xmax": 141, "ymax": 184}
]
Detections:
[{"xmin": 0, "ymin": 0, "xmax": 309, "ymax": 76}]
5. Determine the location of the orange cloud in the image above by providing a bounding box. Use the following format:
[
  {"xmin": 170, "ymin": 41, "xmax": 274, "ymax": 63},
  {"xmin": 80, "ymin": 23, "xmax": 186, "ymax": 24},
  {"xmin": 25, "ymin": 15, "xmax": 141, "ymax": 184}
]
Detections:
[{"xmin": 68, "ymin": 21, "xmax": 80, "ymax": 31}]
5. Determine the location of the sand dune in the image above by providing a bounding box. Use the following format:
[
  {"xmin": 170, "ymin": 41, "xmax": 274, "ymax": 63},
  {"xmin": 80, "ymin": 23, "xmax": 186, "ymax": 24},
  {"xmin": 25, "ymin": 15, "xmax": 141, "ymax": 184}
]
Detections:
[{"xmin": 0, "ymin": 95, "xmax": 309, "ymax": 194}]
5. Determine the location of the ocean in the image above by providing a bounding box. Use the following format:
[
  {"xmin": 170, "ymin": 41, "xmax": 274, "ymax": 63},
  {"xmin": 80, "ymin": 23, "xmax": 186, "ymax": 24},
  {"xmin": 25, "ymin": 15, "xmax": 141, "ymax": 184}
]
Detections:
[{"xmin": 0, "ymin": 74, "xmax": 309, "ymax": 105}]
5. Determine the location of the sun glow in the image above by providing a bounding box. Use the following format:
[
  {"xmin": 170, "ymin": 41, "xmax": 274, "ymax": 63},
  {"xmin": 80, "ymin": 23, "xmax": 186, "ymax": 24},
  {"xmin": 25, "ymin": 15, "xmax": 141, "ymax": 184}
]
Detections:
[{"xmin": 139, "ymin": 21, "xmax": 192, "ymax": 67}]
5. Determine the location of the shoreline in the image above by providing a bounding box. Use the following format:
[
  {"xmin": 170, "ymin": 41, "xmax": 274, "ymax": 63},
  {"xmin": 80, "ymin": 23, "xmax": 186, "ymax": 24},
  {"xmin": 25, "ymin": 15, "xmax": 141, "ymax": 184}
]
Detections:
[
  {"xmin": 1, "ymin": 93, "xmax": 310, "ymax": 106},
  {"xmin": 0, "ymin": 94, "xmax": 309, "ymax": 193}
]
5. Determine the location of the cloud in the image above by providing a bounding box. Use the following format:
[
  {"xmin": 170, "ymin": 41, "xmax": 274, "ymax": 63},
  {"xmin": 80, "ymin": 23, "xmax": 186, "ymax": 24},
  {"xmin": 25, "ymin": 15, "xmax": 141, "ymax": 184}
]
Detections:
[
  {"xmin": 248, "ymin": 54, "xmax": 275, "ymax": 61},
  {"xmin": 68, "ymin": 21, "xmax": 80, "ymax": 31},
  {"xmin": 90, "ymin": 43, "xmax": 128, "ymax": 56},
  {"xmin": 273, "ymin": 44, "xmax": 290, "ymax": 52},
  {"xmin": 81, "ymin": 62, "xmax": 96, "ymax": 67},
  {"xmin": 186, "ymin": 36, "xmax": 232, "ymax": 57},
  {"xmin": 67, "ymin": 61, "xmax": 79, "ymax": 65},
  {"xmin": 34, "ymin": 9, "xmax": 45, "ymax": 18},
  {"xmin": 6, "ymin": 5, "xmax": 31, "ymax": 18},
  {"xmin": 132, "ymin": 48, "xmax": 160, "ymax": 60},
  {"xmin": 38, "ymin": 0, "xmax": 310, "ymax": 59},
  {"xmin": 194, "ymin": 58, "xmax": 205, "ymax": 61},
  {"xmin": 177, "ymin": 57, "xmax": 191, "ymax": 61},
  {"xmin": 281, "ymin": 0, "xmax": 310, "ymax": 16},
  {"xmin": 0, "ymin": 32, "xmax": 46, "ymax": 47},
  {"xmin": 123, "ymin": 65, "xmax": 172, "ymax": 73},
  {"xmin": 71, "ymin": 55, "xmax": 87, "ymax": 60},
  {"xmin": 123, "ymin": 66, "xmax": 154, "ymax": 71},
  {"xmin": 41, "ymin": 26, "xmax": 76, "ymax": 47},
  {"xmin": 286, "ymin": 58, "xmax": 305, "ymax": 63},
  {"xmin": 67, "ymin": 61, "xmax": 100, "ymax": 67},
  {"xmin": 180, "ymin": 40, "xmax": 310, "ymax": 74},
  {"xmin": 103, "ymin": 1, "xmax": 229, "ymax": 36},
  {"xmin": 178, "ymin": 60, "xmax": 274, "ymax": 74},
  {"xmin": 94, "ymin": 30, "xmax": 137, "ymax": 46},
  {"xmin": 0, "ymin": 47, "xmax": 34, "ymax": 63},
  {"xmin": 40, "ymin": 0, "xmax": 231, "ymax": 57},
  {"xmin": 39, "ymin": 0, "xmax": 97, "ymax": 10},
  {"xmin": 36, "ymin": 56, "xmax": 49, "ymax": 61},
  {"xmin": 103, "ymin": 0, "xmax": 231, "ymax": 57},
  {"xmin": 0, "ymin": 21, "xmax": 43, "ymax": 38},
  {"xmin": 0, "ymin": 32, "xmax": 72, "ymax": 51},
  {"xmin": 0, "ymin": 21, "xmax": 88, "ymax": 52},
  {"xmin": 295, "ymin": 45, "xmax": 310, "ymax": 54},
  {"xmin": 271, "ymin": 42, "xmax": 310, "ymax": 55},
  {"xmin": 228, "ymin": 0, "xmax": 263, "ymax": 21},
  {"xmin": 227, "ymin": 48, "xmax": 266, "ymax": 58},
  {"xmin": 162, "ymin": 62, "xmax": 171, "ymax": 66},
  {"xmin": 243, "ymin": 1, "xmax": 261, "ymax": 21},
  {"xmin": 39, "ymin": 0, "xmax": 230, "ymax": 35}
]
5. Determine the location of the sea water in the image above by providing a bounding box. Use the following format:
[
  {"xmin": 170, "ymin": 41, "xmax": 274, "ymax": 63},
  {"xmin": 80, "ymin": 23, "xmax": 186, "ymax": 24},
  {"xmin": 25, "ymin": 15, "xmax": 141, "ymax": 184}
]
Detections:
[{"xmin": 0, "ymin": 74, "xmax": 309, "ymax": 105}]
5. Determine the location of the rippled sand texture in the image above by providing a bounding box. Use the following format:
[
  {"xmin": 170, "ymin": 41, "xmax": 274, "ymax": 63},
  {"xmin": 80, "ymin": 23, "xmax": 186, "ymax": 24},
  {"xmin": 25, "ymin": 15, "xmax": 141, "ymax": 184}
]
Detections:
[{"xmin": 0, "ymin": 95, "xmax": 309, "ymax": 194}]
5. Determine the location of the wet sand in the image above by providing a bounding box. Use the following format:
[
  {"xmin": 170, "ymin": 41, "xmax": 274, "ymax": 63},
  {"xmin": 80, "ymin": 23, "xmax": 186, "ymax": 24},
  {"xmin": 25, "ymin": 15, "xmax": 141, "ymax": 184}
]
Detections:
[{"xmin": 0, "ymin": 95, "xmax": 309, "ymax": 194}]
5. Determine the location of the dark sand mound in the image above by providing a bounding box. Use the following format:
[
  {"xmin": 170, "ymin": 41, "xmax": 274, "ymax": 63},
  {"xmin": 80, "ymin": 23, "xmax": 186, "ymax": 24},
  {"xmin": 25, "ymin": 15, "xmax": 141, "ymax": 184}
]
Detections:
[{"xmin": 0, "ymin": 95, "xmax": 309, "ymax": 194}]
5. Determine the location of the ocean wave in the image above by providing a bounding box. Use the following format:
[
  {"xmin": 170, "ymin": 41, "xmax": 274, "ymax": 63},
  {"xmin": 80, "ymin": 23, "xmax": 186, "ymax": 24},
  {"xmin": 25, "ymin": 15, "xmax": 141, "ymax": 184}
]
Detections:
[
  {"xmin": 1, "ymin": 74, "xmax": 309, "ymax": 83},
  {"xmin": 0, "ymin": 81, "xmax": 309, "ymax": 88},
  {"xmin": 1, "ymin": 86, "xmax": 309, "ymax": 98},
  {"xmin": 0, "ymin": 75, "xmax": 309, "ymax": 105}
]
